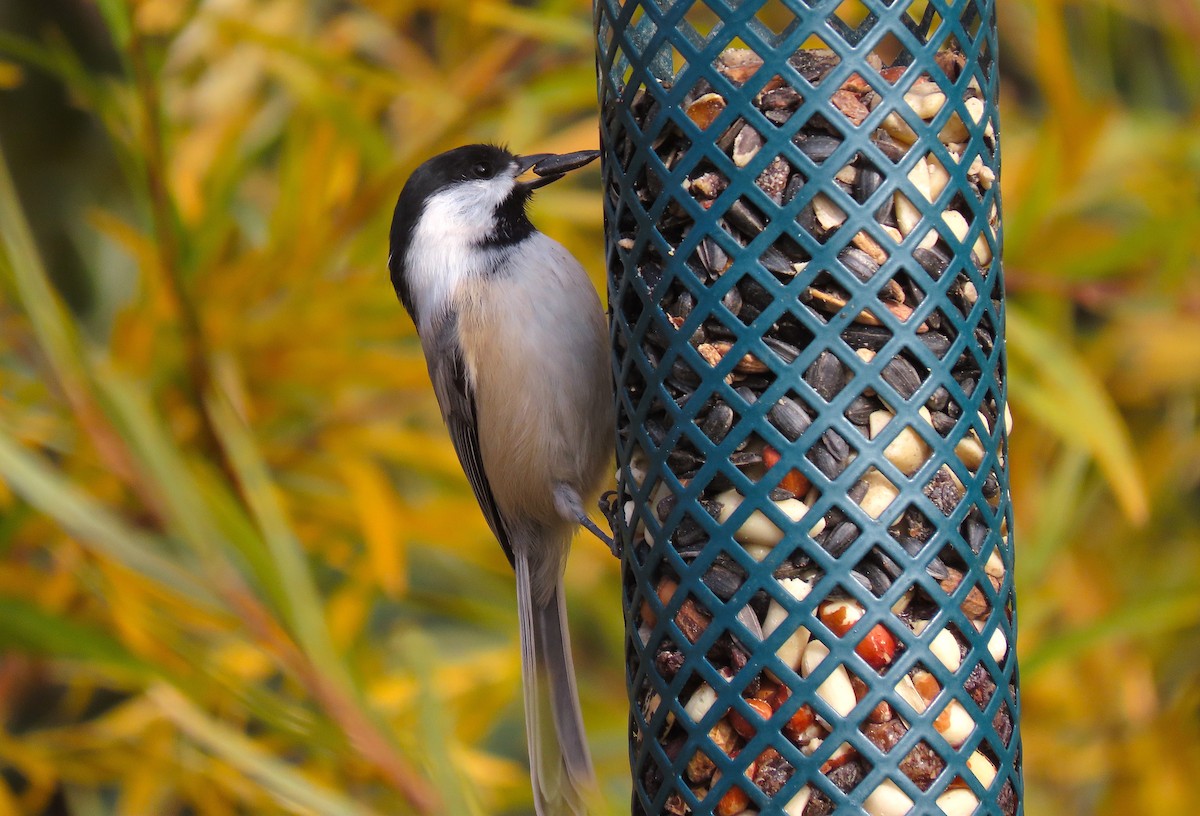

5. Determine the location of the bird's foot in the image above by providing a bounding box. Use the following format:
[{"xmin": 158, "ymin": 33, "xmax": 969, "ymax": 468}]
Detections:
[
  {"xmin": 554, "ymin": 483, "xmax": 620, "ymax": 558},
  {"xmin": 596, "ymin": 491, "xmax": 622, "ymax": 559}
]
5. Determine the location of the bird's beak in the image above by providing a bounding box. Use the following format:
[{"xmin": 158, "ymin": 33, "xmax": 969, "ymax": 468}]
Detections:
[{"xmin": 515, "ymin": 150, "xmax": 601, "ymax": 190}]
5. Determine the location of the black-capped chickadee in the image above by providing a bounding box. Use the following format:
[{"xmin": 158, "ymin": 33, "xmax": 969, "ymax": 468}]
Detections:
[{"xmin": 388, "ymin": 144, "xmax": 612, "ymax": 815}]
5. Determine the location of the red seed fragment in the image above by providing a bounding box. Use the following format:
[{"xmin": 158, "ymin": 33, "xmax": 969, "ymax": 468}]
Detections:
[
  {"xmin": 820, "ymin": 743, "xmax": 859, "ymax": 774},
  {"xmin": 857, "ymin": 623, "xmax": 898, "ymax": 669},
  {"xmin": 729, "ymin": 697, "xmax": 773, "ymax": 739},
  {"xmin": 716, "ymin": 783, "xmax": 750, "ymax": 816},
  {"xmin": 762, "ymin": 444, "xmax": 811, "ymax": 497},
  {"xmin": 832, "ymin": 89, "xmax": 870, "ymax": 126},
  {"xmin": 773, "ymin": 687, "xmax": 816, "ymax": 739},
  {"xmin": 818, "ymin": 601, "xmax": 858, "ymax": 637}
]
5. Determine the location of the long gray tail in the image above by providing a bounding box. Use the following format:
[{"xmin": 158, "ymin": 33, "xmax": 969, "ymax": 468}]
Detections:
[{"xmin": 514, "ymin": 552, "xmax": 594, "ymax": 815}]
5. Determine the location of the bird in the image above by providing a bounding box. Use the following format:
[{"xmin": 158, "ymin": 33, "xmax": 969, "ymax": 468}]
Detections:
[{"xmin": 387, "ymin": 144, "xmax": 613, "ymax": 815}]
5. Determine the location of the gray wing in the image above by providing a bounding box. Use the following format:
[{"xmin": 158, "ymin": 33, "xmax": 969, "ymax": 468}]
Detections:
[{"xmin": 424, "ymin": 313, "xmax": 515, "ymax": 566}]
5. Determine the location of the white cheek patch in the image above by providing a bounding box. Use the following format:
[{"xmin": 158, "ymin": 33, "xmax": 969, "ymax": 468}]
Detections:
[{"xmin": 405, "ymin": 176, "xmax": 516, "ymax": 329}]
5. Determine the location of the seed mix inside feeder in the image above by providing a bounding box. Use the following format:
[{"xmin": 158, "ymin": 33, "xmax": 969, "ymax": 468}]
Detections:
[{"xmin": 604, "ymin": 12, "xmax": 1019, "ymax": 816}]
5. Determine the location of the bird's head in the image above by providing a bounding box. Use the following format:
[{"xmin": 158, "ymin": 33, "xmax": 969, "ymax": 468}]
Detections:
[{"xmin": 388, "ymin": 144, "xmax": 598, "ymax": 320}]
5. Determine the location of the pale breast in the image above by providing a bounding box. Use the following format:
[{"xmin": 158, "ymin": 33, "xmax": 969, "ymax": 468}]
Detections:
[{"xmin": 458, "ymin": 235, "xmax": 612, "ymax": 527}]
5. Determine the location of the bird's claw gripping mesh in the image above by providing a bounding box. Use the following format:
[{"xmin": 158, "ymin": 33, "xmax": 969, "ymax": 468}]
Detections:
[{"xmin": 595, "ymin": 1, "xmax": 1020, "ymax": 814}]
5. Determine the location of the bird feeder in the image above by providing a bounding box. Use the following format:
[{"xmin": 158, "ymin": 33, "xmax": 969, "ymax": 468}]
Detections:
[{"xmin": 596, "ymin": 0, "xmax": 1020, "ymax": 813}]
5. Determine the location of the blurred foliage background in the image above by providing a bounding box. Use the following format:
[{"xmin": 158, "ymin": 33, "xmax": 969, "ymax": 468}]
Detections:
[{"xmin": 0, "ymin": 0, "xmax": 1196, "ymax": 814}]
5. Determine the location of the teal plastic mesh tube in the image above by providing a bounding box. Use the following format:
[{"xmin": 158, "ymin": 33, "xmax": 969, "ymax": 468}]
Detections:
[{"xmin": 595, "ymin": 1, "xmax": 1020, "ymax": 814}]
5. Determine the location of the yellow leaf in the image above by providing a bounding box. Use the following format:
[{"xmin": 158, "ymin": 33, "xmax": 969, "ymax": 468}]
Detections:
[
  {"xmin": 337, "ymin": 459, "xmax": 406, "ymax": 596},
  {"xmin": 0, "ymin": 777, "xmax": 20, "ymax": 816},
  {"xmin": 0, "ymin": 61, "xmax": 23, "ymax": 90},
  {"xmin": 326, "ymin": 581, "xmax": 370, "ymax": 649}
]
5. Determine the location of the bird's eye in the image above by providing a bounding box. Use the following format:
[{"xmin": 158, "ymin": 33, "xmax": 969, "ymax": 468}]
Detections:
[{"xmin": 471, "ymin": 162, "xmax": 493, "ymax": 178}]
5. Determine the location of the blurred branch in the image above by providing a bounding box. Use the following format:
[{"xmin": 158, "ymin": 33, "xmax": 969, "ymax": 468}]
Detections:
[
  {"xmin": 124, "ymin": 14, "xmax": 241, "ymax": 490},
  {"xmin": 0, "ymin": 141, "xmax": 169, "ymax": 517},
  {"xmin": 149, "ymin": 684, "xmax": 386, "ymax": 816},
  {"xmin": 209, "ymin": 394, "xmax": 440, "ymax": 814},
  {"xmin": 0, "ymin": 429, "xmax": 217, "ymax": 608}
]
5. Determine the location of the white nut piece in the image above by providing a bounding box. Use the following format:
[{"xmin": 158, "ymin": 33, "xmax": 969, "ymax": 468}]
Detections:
[
  {"xmin": 717, "ymin": 489, "xmax": 826, "ymax": 546},
  {"xmin": 629, "ymin": 448, "xmax": 650, "ymax": 487},
  {"xmin": 929, "ymin": 627, "xmax": 962, "ymax": 672},
  {"xmin": 984, "ymin": 547, "xmax": 1006, "ymax": 579},
  {"xmin": 973, "ymin": 229, "xmax": 993, "ymax": 267},
  {"xmin": 763, "ymin": 578, "xmax": 813, "ymax": 676},
  {"xmin": 966, "ymin": 153, "xmax": 995, "ymax": 190},
  {"xmin": 637, "ymin": 623, "xmax": 652, "ymax": 646},
  {"xmin": 938, "ymin": 111, "xmax": 969, "ymax": 143},
  {"xmin": 939, "ymin": 464, "xmax": 967, "ymax": 498},
  {"xmin": 909, "ymin": 156, "xmax": 934, "ymax": 201},
  {"xmin": 744, "ymin": 543, "xmax": 774, "ymax": 562},
  {"xmin": 955, "ymin": 431, "xmax": 985, "ymax": 471},
  {"xmin": 904, "ymin": 79, "xmax": 947, "ymax": 120},
  {"xmin": 859, "ymin": 468, "xmax": 899, "ymax": 520},
  {"xmin": 895, "ymin": 159, "xmax": 931, "ymax": 239},
  {"xmin": 926, "ymin": 153, "xmax": 950, "ymax": 201},
  {"xmin": 890, "ymin": 586, "xmax": 915, "ymax": 616},
  {"xmin": 684, "ymin": 682, "xmax": 719, "ymax": 723},
  {"xmin": 977, "ymin": 622, "xmax": 1008, "ymax": 663},
  {"xmin": 967, "ymin": 750, "xmax": 998, "ymax": 790},
  {"xmin": 623, "ymin": 501, "xmax": 642, "ymax": 544},
  {"xmin": 881, "ymin": 111, "xmax": 917, "ymax": 144},
  {"xmin": 893, "ymin": 674, "xmax": 928, "ymax": 721},
  {"xmin": 783, "ymin": 785, "xmax": 812, "ymax": 815},
  {"xmin": 936, "ymin": 698, "xmax": 976, "ymax": 747},
  {"xmin": 834, "ymin": 164, "xmax": 858, "ymax": 185},
  {"xmin": 870, "ymin": 410, "xmax": 932, "ymax": 476},
  {"xmin": 814, "ymin": 193, "xmax": 847, "ymax": 231},
  {"xmin": 941, "ymin": 208, "xmax": 970, "ymax": 244},
  {"xmin": 779, "ymin": 576, "xmax": 813, "ymax": 603},
  {"xmin": 964, "ymin": 96, "xmax": 993, "ymax": 139},
  {"xmin": 800, "ymin": 640, "xmax": 857, "ymax": 718},
  {"xmin": 862, "ymin": 779, "xmax": 913, "ymax": 816},
  {"xmin": 936, "ymin": 788, "xmax": 980, "ymax": 816}
]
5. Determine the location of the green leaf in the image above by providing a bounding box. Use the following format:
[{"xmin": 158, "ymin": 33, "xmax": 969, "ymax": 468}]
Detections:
[
  {"xmin": 86, "ymin": 371, "xmax": 291, "ymax": 613},
  {"xmin": 0, "ymin": 140, "xmax": 88, "ymax": 393},
  {"xmin": 93, "ymin": 0, "xmax": 133, "ymax": 51},
  {"xmin": 0, "ymin": 594, "xmax": 149, "ymax": 674},
  {"xmin": 204, "ymin": 394, "xmax": 345, "ymax": 680},
  {"xmin": 1006, "ymin": 305, "xmax": 1149, "ymax": 523},
  {"xmin": 1022, "ymin": 589, "xmax": 1200, "ymax": 677},
  {"xmin": 0, "ymin": 428, "xmax": 218, "ymax": 608},
  {"xmin": 1015, "ymin": 446, "xmax": 1091, "ymax": 583}
]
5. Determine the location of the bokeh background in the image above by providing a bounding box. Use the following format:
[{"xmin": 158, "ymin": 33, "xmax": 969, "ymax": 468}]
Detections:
[{"xmin": 0, "ymin": 1, "xmax": 1197, "ymax": 814}]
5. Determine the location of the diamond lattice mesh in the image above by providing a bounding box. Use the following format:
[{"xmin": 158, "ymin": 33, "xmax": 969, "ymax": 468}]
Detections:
[{"xmin": 596, "ymin": 1, "xmax": 1019, "ymax": 814}]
